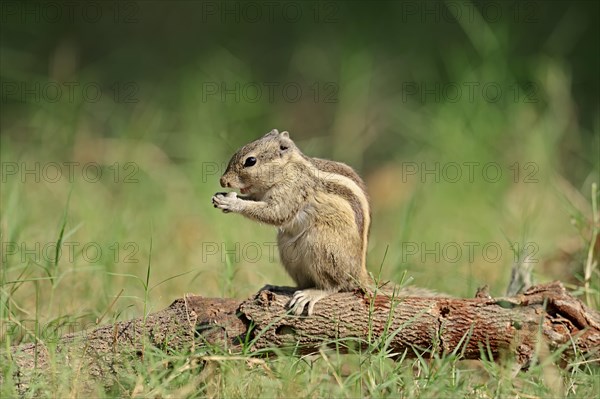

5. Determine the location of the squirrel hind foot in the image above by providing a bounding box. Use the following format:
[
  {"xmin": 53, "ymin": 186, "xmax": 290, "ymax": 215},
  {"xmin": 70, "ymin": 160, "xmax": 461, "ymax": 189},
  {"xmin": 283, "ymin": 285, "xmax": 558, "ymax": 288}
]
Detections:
[{"xmin": 288, "ymin": 289, "xmax": 330, "ymax": 316}]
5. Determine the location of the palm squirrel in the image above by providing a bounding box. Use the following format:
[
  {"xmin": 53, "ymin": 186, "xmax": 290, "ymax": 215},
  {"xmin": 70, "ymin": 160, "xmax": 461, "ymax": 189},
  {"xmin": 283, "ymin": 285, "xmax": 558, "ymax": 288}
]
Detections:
[{"xmin": 212, "ymin": 129, "xmax": 371, "ymax": 315}]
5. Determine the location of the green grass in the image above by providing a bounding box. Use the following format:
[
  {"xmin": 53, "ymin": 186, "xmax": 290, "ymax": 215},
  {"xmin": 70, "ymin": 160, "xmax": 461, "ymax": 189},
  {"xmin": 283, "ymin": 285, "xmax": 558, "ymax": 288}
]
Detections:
[
  {"xmin": 1, "ymin": 1, "xmax": 599, "ymax": 396},
  {"xmin": 1, "ymin": 72, "xmax": 598, "ymax": 396},
  {"xmin": 2, "ymin": 329, "xmax": 599, "ymax": 397}
]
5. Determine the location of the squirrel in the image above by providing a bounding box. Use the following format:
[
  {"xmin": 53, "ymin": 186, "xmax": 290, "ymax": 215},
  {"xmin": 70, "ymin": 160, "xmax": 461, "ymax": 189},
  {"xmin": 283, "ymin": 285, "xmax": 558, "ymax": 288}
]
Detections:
[{"xmin": 212, "ymin": 129, "xmax": 371, "ymax": 315}]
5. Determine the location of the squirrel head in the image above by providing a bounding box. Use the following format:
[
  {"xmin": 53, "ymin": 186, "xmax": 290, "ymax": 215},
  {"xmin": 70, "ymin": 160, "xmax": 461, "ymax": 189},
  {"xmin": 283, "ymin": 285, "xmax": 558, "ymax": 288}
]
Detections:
[{"xmin": 220, "ymin": 129, "xmax": 300, "ymax": 196}]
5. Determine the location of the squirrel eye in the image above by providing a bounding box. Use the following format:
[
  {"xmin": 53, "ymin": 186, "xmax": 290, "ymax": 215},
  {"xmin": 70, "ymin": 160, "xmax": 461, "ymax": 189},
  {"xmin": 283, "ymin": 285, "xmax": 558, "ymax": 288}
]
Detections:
[
  {"xmin": 280, "ymin": 145, "xmax": 288, "ymax": 151},
  {"xmin": 243, "ymin": 156, "xmax": 257, "ymax": 167}
]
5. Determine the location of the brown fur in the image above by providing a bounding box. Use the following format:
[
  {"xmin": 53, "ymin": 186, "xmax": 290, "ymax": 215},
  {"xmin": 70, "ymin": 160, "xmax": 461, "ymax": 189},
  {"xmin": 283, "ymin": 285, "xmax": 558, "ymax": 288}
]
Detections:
[{"xmin": 213, "ymin": 129, "xmax": 371, "ymax": 314}]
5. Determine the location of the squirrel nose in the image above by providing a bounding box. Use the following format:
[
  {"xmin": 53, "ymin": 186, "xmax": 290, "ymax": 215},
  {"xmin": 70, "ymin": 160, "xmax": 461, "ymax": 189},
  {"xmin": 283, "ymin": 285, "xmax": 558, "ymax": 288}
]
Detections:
[{"xmin": 220, "ymin": 176, "xmax": 230, "ymax": 188}]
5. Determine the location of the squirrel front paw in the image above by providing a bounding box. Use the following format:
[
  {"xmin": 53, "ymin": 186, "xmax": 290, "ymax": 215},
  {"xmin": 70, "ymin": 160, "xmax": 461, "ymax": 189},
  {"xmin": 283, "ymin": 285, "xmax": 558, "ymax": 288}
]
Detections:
[
  {"xmin": 212, "ymin": 192, "xmax": 243, "ymax": 213},
  {"xmin": 288, "ymin": 289, "xmax": 330, "ymax": 316}
]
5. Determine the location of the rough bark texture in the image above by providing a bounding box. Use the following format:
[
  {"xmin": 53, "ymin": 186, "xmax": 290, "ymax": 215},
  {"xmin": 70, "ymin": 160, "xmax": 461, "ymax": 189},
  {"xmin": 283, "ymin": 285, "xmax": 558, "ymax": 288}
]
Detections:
[
  {"xmin": 241, "ymin": 283, "xmax": 600, "ymax": 364},
  {"xmin": 3, "ymin": 282, "xmax": 599, "ymax": 394},
  {"xmin": 4, "ymin": 296, "xmax": 244, "ymax": 394}
]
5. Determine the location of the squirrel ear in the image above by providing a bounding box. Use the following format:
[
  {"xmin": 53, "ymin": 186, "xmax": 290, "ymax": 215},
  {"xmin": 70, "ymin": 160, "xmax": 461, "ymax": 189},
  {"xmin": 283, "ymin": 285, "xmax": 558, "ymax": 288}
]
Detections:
[
  {"xmin": 265, "ymin": 129, "xmax": 279, "ymax": 137},
  {"xmin": 280, "ymin": 131, "xmax": 290, "ymax": 139}
]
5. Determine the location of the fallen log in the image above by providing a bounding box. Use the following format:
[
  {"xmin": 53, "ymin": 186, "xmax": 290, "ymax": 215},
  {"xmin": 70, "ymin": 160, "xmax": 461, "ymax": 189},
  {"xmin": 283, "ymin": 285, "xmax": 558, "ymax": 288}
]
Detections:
[{"xmin": 3, "ymin": 281, "xmax": 599, "ymax": 394}]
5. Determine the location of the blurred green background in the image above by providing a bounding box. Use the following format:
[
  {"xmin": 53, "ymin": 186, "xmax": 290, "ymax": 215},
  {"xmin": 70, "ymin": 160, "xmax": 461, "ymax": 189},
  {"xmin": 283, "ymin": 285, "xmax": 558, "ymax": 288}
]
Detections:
[{"xmin": 1, "ymin": 1, "xmax": 598, "ymax": 338}]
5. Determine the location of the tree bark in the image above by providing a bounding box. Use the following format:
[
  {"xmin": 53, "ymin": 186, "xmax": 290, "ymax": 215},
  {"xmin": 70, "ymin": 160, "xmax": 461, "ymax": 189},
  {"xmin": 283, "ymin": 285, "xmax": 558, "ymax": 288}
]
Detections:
[{"xmin": 3, "ymin": 282, "xmax": 599, "ymax": 394}]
